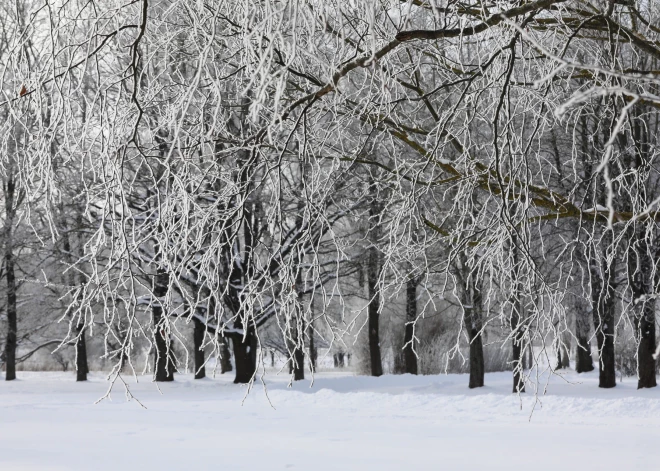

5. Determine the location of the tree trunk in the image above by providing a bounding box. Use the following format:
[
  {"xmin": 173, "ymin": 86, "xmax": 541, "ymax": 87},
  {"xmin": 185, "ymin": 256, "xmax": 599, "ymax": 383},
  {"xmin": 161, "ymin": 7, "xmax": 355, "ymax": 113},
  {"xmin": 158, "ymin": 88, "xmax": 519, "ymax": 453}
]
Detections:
[
  {"xmin": 232, "ymin": 327, "xmax": 257, "ymax": 384},
  {"xmin": 292, "ymin": 342, "xmax": 305, "ymax": 381},
  {"xmin": 220, "ymin": 337, "xmax": 232, "ymax": 374},
  {"xmin": 308, "ymin": 318, "xmax": 317, "ymax": 373},
  {"xmin": 367, "ymin": 292, "xmax": 383, "ymax": 377},
  {"xmin": 636, "ymin": 301, "xmax": 657, "ymax": 389},
  {"xmin": 511, "ymin": 303, "xmax": 525, "ymax": 393},
  {"xmin": 510, "ymin": 232, "xmax": 525, "ymax": 392},
  {"xmin": 561, "ymin": 336, "xmax": 571, "ymax": 369},
  {"xmin": 367, "ymin": 246, "xmax": 383, "ymax": 377},
  {"xmin": 75, "ymin": 321, "xmax": 88, "ymax": 381},
  {"xmin": 468, "ymin": 333, "xmax": 485, "ymax": 389},
  {"xmin": 153, "ymin": 269, "xmax": 174, "ymax": 382},
  {"xmin": 629, "ymin": 242, "xmax": 657, "ymax": 389},
  {"xmin": 403, "ymin": 277, "xmax": 418, "ymax": 375},
  {"xmin": 575, "ymin": 303, "xmax": 594, "ymax": 373},
  {"xmin": 193, "ymin": 314, "xmax": 206, "ymax": 379},
  {"xmin": 591, "ymin": 252, "xmax": 616, "ymax": 388},
  {"xmin": 3, "ymin": 172, "xmax": 17, "ymax": 381},
  {"xmin": 289, "ymin": 276, "xmax": 305, "ymax": 381},
  {"xmin": 464, "ymin": 277, "xmax": 484, "ymax": 389}
]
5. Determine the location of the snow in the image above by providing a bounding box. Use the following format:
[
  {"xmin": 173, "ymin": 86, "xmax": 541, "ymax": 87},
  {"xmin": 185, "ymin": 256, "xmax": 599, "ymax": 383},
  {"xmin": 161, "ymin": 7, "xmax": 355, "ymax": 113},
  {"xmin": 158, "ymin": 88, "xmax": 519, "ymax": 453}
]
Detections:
[{"xmin": 1, "ymin": 369, "xmax": 659, "ymax": 470}]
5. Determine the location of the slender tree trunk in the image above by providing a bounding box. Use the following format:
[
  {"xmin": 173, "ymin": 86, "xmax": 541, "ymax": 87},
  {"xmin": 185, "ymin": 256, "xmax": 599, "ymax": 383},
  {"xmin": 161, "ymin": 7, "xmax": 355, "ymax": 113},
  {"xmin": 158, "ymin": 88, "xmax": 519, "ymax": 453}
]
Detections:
[
  {"xmin": 232, "ymin": 327, "xmax": 257, "ymax": 384},
  {"xmin": 591, "ymin": 251, "xmax": 616, "ymax": 388},
  {"xmin": 575, "ymin": 303, "xmax": 594, "ymax": 373},
  {"xmin": 64, "ymin": 227, "xmax": 88, "ymax": 382},
  {"xmin": 3, "ymin": 172, "xmax": 17, "ymax": 381},
  {"xmin": 561, "ymin": 336, "xmax": 571, "ymax": 369},
  {"xmin": 403, "ymin": 276, "xmax": 418, "ymax": 375},
  {"xmin": 366, "ymin": 246, "xmax": 383, "ymax": 377},
  {"xmin": 467, "ymin": 329, "xmax": 485, "ymax": 389},
  {"xmin": 153, "ymin": 269, "xmax": 174, "ymax": 382},
  {"xmin": 193, "ymin": 314, "xmax": 206, "ymax": 379},
  {"xmin": 635, "ymin": 301, "xmax": 656, "ymax": 389},
  {"xmin": 367, "ymin": 272, "xmax": 383, "ymax": 377},
  {"xmin": 630, "ymin": 241, "xmax": 657, "ymax": 389},
  {"xmin": 464, "ymin": 276, "xmax": 484, "ymax": 389},
  {"xmin": 308, "ymin": 301, "xmax": 317, "ymax": 373},
  {"xmin": 511, "ymin": 241, "xmax": 524, "ymax": 392},
  {"xmin": 75, "ymin": 320, "xmax": 88, "ymax": 381},
  {"xmin": 292, "ymin": 340, "xmax": 305, "ymax": 381},
  {"xmin": 511, "ymin": 303, "xmax": 525, "ymax": 393},
  {"xmin": 220, "ymin": 337, "xmax": 232, "ymax": 374},
  {"xmin": 289, "ymin": 274, "xmax": 305, "ymax": 381}
]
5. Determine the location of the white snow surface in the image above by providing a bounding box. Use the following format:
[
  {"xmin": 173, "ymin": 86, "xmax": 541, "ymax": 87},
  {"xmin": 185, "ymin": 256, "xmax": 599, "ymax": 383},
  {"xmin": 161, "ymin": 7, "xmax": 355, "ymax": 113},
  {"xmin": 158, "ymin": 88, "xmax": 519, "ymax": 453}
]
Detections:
[{"xmin": 1, "ymin": 369, "xmax": 659, "ymax": 470}]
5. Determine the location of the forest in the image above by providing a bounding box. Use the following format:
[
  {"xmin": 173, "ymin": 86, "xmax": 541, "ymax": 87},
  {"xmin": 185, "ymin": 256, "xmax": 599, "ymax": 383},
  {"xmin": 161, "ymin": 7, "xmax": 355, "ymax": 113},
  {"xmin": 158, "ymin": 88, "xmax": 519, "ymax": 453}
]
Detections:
[{"xmin": 1, "ymin": 0, "xmax": 659, "ymax": 399}]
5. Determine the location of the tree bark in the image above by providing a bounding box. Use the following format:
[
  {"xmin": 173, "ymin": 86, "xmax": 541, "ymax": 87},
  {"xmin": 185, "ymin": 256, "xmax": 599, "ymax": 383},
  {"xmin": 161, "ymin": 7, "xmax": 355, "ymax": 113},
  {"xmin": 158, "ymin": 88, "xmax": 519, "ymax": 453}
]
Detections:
[
  {"xmin": 511, "ymin": 238, "xmax": 525, "ymax": 392},
  {"xmin": 3, "ymin": 172, "xmax": 17, "ymax": 381},
  {"xmin": 464, "ymin": 277, "xmax": 484, "ymax": 389},
  {"xmin": 635, "ymin": 300, "xmax": 657, "ymax": 389},
  {"xmin": 75, "ymin": 321, "xmax": 89, "ymax": 381},
  {"xmin": 591, "ymin": 251, "xmax": 616, "ymax": 388},
  {"xmin": 289, "ymin": 275, "xmax": 305, "ymax": 381},
  {"xmin": 292, "ymin": 340, "xmax": 305, "ymax": 381},
  {"xmin": 193, "ymin": 314, "xmax": 206, "ymax": 379},
  {"xmin": 366, "ymin": 242, "xmax": 383, "ymax": 377},
  {"xmin": 219, "ymin": 337, "xmax": 232, "ymax": 374},
  {"xmin": 308, "ymin": 318, "xmax": 317, "ymax": 373},
  {"xmin": 403, "ymin": 276, "xmax": 419, "ymax": 375},
  {"xmin": 153, "ymin": 269, "xmax": 174, "ymax": 382},
  {"xmin": 232, "ymin": 327, "xmax": 257, "ymax": 384},
  {"xmin": 629, "ymin": 240, "xmax": 657, "ymax": 389},
  {"xmin": 575, "ymin": 302, "xmax": 594, "ymax": 373},
  {"xmin": 511, "ymin": 303, "xmax": 525, "ymax": 393}
]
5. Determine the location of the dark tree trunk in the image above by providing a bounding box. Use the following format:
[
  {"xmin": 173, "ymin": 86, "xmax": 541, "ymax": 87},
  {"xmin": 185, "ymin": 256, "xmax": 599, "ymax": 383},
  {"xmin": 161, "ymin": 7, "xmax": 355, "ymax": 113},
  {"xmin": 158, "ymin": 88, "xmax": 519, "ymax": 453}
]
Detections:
[
  {"xmin": 522, "ymin": 345, "xmax": 532, "ymax": 370},
  {"xmin": 3, "ymin": 173, "xmax": 17, "ymax": 381},
  {"xmin": 511, "ymin": 304, "xmax": 525, "ymax": 393},
  {"xmin": 627, "ymin": 110, "xmax": 657, "ymax": 389},
  {"xmin": 367, "ymin": 296, "xmax": 383, "ymax": 377},
  {"xmin": 591, "ymin": 253, "xmax": 616, "ymax": 388},
  {"xmin": 403, "ymin": 277, "xmax": 418, "ymax": 375},
  {"xmin": 193, "ymin": 314, "xmax": 206, "ymax": 379},
  {"xmin": 153, "ymin": 269, "xmax": 174, "ymax": 382},
  {"xmin": 511, "ymin": 241, "xmax": 525, "ymax": 392},
  {"xmin": 292, "ymin": 343, "xmax": 305, "ymax": 381},
  {"xmin": 367, "ymin": 246, "xmax": 383, "ymax": 377},
  {"xmin": 75, "ymin": 321, "xmax": 88, "ymax": 381},
  {"xmin": 629, "ymin": 241, "xmax": 657, "ymax": 389},
  {"xmin": 365, "ymin": 192, "xmax": 383, "ymax": 377},
  {"xmin": 333, "ymin": 352, "xmax": 345, "ymax": 368},
  {"xmin": 308, "ymin": 319, "xmax": 317, "ymax": 373},
  {"xmin": 464, "ymin": 278, "xmax": 484, "ymax": 389},
  {"xmin": 289, "ymin": 276, "xmax": 305, "ymax": 381},
  {"xmin": 561, "ymin": 338, "xmax": 571, "ymax": 369},
  {"xmin": 466, "ymin": 329, "xmax": 485, "ymax": 389},
  {"xmin": 232, "ymin": 327, "xmax": 257, "ymax": 384},
  {"xmin": 575, "ymin": 336, "xmax": 594, "ymax": 373},
  {"xmin": 308, "ymin": 297, "xmax": 317, "ymax": 373},
  {"xmin": 4, "ymin": 250, "xmax": 17, "ymax": 382},
  {"xmin": 554, "ymin": 335, "xmax": 570, "ymax": 370},
  {"xmin": 220, "ymin": 337, "xmax": 232, "ymax": 374},
  {"xmin": 636, "ymin": 302, "xmax": 657, "ymax": 389},
  {"xmin": 575, "ymin": 303, "xmax": 594, "ymax": 373}
]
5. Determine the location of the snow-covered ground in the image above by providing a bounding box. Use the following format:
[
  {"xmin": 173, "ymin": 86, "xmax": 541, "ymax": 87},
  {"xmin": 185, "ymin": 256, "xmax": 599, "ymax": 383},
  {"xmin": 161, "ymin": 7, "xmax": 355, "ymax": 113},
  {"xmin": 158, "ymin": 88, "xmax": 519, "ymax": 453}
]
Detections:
[{"xmin": 1, "ymin": 369, "xmax": 659, "ymax": 470}]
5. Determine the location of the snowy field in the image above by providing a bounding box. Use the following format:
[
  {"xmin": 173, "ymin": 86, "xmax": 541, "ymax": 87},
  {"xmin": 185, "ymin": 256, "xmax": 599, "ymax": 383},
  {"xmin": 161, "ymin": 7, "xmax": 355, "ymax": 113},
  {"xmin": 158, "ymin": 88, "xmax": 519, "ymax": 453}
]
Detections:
[{"xmin": 1, "ymin": 369, "xmax": 659, "ymax": 471}]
